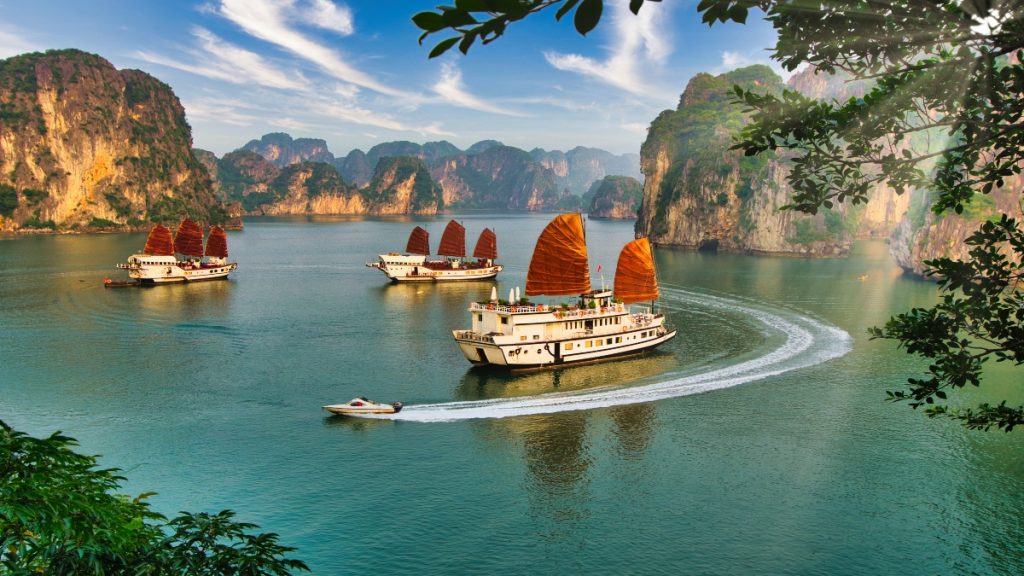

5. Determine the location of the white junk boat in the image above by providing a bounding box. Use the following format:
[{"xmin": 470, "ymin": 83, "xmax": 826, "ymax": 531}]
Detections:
[
  {"xmin": 453, "ymin": 213, "xmax": 676, "ymax": 369},
  {"xmin": 323, "ymin": 397, "xmax": 403, "ymax": 416},
  {"xmin": 367, "ymin": 220, "xmax": 502, "ymax": 282},
  {"xmin": 116, "ymin": 218, "xmax": 238, "ymax": 284}
]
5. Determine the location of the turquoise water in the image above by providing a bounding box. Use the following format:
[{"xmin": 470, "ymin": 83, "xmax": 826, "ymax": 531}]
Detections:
[{"xmin": 1, "ymin": 214, "xmax": 1021, "ymax": 575}]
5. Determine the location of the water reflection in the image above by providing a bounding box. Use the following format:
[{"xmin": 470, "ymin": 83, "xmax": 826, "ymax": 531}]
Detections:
[{"xmin": 456, "ymin": 356, "xmax": 669, "ymax": 530}]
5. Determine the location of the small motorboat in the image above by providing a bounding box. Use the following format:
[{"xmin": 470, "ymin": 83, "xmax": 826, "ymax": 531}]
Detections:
[{"xmin": 323, "ymin": 397, "xmax": 403, "ymax": 416}]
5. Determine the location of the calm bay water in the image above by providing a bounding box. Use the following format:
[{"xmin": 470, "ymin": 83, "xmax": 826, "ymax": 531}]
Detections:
[{"xmin": 1, "ymin": 213, "xmax": 1021, "ymax": 575}]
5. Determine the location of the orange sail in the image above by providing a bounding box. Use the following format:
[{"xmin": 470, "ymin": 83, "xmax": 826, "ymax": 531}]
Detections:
[
  {"xmin": 143, "ymin": 225, "xmax": 174, "ymax": 256},
  {"xmin": 473, "ymin": 228, "xmax": 497, "ymax": 260},
  {"xmin": 406, "ymin": 226, "xmax": 430, "ymax": 255},
  {"xmin": 614, "ymin": 238, "xmax": 659, "ymax": 304},
  {"xmin": 204, "ymin": 226, "xmax": 228, "ymax": 258},
  {"xmin": 174, "ymin": 218, "xmax": 204, "ymax": 257},
  {"xmin": 526, "ymin": 213, "xmax": 591, "ymax": 296},
  {"xmin": 437, "ymin": 220, "xmax": 466, "ymax": 258}
]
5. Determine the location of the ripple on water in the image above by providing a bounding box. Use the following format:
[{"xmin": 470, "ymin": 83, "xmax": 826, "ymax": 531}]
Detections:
[{"xmin": 344, "ymin": 287, "xmax": 852, "ymax": 422}]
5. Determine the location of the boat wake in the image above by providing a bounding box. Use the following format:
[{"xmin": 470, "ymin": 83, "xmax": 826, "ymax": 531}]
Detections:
[{"xmin": 365, "ymin": 287, "xmax": 852, "ymax": 423}]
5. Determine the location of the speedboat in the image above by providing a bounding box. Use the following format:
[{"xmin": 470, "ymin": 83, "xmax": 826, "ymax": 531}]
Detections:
[{"xmin": 323, "ymin": 397, "xmax": 403, "ymax": 416}]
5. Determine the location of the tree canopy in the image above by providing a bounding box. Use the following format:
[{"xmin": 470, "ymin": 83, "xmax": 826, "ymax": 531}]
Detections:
[
  {"xmin": 414, "ymin": 0, "xmax": 1024, "ymax": 431},
  {"xmin": 0, "ymin": 419, "xmax": 309, "ymax": 574}
]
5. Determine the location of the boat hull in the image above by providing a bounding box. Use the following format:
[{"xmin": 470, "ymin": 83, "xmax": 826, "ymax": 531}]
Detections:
[
  {"xmin": 453, "ymin": 299, "xmax": 676, "ymax": 370},
  {"xmin": 322, "ymin": 400, "xmax": 403, "ymax": 416},
  {"xmin": 117, "ymin": 256, "xmax": 238, "ymax": 284},
  {"xmin": 368, "ymin": 254, "xmax": 501, "ymax": 282}
]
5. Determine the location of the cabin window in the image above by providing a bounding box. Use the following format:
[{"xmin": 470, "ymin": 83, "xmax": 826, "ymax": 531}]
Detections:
[
  {"xmin": 566, "ymin": 343, "xmax": 574, "ymax": 350},
  {"xmin": 520, "ymin": 336, "xmax": 527, "ymax": 341},
  {"xmin": 586, "ymin": 341, "xmax": 592, "ymax": 348},
  {"xmin": 533, "ymin": 335, "xmax": 540, "ymax": 340},
  {"xmin": 606, "ymin": 338, "xmax": 612, "ymax": 345}
]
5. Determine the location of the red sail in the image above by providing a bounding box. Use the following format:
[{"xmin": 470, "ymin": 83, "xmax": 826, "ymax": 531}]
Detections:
[
  {"xmin": 406, "ymin": 226, "xmax": 430, "ymax": 255},
  {"xmin": 614, "ymin": 238, "xmax": 659, "ymax": 304},
  {"xmin": 472, "ymin": 228, "xmax": 497, "ymax": 260},
  {"xmin": 437, "ymin": 220, "xmax": 466, "ymax": 258},
  {"xmin": 174, "ymin": 218, "xmax": 204, "ymax": 257},
  {"xmin": 143, "ymin": 225, "xmax": 174, "ymax": 256},
  {"xmin": 525, "ymin": 213, "xmax": 591, "ymax": 296},
  {"xmin": 205, "ymin": 226, "xmax": 229, "ymax": 258}
]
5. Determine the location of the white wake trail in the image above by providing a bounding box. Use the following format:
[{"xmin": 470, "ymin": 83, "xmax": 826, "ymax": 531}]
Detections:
[{"xmin": 364, "ymin": 288, "xmax": 852, "ymax": 422}]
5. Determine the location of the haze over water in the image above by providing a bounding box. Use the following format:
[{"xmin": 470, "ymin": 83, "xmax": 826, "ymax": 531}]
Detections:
[{"xmin": 1, "ymin": 214, "xmax": 1022, "ymax": 575}]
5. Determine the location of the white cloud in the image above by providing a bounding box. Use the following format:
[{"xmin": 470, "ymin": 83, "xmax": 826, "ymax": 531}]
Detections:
[
  {"xmin": 716, "ymin": 50, "xmax": 798, "ymax": 81},
  {"xmin": 298, "ymin": 0, "xmax": 354, "ymax": 35},
  {"xmin": 431, "ymin": 61, "xmax": 525, "ymax": 116},
  {"xmin": 183, "ymin": 96, "xmax": 265, "ymax": 126},
  {"xmin": 544, "ymin": 0, "xmax": 671, "ymax": 95},
  {"xmin": 0, "ymin": 24, "xmax": 37, "ymax": 59},
  {"xmin": 216, "ymin": 0, "xmax": 405, "ymax": 97},
  {"xmin": 137, "ymin": 27, "xmax": 309, "ymax": 90}
]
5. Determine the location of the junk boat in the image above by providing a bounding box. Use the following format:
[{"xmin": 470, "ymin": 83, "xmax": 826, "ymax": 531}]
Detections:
[
  {"xmin": 323, "ymin": 397, "xmax": 403, "ymax": 416},
  {"xmin": 367, "ymin": 220, "xmax": 502, "ymax": 282},
  {"xmin": 116, "ymin": 218, "xmax": 238, "ymax": 284},
  {"xmin": 452, "ymin": 213, "xmax": 676, "ymax": 369}
]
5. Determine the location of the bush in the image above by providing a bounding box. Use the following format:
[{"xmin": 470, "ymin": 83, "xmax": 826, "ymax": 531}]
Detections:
[
  {"xmin": 0, "ymin": 420, "xmax": 309, "ymax": 574},
  {"xmin": 0, "ymin": 184, "xmax": 17, "ymax": 216}
]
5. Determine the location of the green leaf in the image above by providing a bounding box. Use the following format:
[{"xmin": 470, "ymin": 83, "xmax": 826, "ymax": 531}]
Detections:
[
  {"xmin": 428, "ymin": 37, "xmax": 461, "ymax": 58},
  {"xmin": 412, "ymin": 11, "xmax": 447, "ymax": 32},
  {"xmin": 574, "ymin": 0, "xmax": 603, "ymax": 36},
  {"xmin": 455, "ymin": 0, "xmax": 490, "ymax": 10},
  {"xmin": 556, "ymin": 0, "xmax": 581, "ymax": 21}
]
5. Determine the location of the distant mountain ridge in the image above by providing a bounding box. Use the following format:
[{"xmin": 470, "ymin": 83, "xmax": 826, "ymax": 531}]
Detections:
[{"xmin": 225, "ymin": 132, "xmax": 641, "ymax": 216}]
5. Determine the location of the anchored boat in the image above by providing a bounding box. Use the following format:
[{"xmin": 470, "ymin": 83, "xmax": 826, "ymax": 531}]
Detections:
[
  {"xmin": 116, "ymin": 219, "xmax": 238, "ymax": 284},
  {"xmin": 452, "ymin": 213, "xmax": 676, "ymax": 369},
  {"xmin": 367, "ymin": 220, "xmax": 502, "ymax": 282}
]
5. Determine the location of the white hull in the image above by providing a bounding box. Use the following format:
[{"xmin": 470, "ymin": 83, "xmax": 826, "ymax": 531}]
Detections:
[
  {"xmin": 367, "ymin": 254, "xmax": 501, "ymax": 282},
  {"xmin": 453, "ymin": 293, "xmax": 676, "ymax": 369},
  {"xmin": 117, "ymin": 254, "xmax": 237, "ymax": 284}
]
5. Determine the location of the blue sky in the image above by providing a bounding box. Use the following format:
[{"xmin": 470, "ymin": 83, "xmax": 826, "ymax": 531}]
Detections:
[{"xmin": 0, "ymin": 0, "xmax": 784, "ymax": 158}]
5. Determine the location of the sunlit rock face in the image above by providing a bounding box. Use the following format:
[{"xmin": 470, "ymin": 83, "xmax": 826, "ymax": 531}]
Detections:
[
  {"xmin": 0, "ymin": 49, "xmax": 239, "ymax": 232},
  {"xmin": 637, "ymin": 65, "xmax": 910, "ymax": 257}
]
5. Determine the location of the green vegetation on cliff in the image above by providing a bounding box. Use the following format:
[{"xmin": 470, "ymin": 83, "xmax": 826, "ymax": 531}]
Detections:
[
  {"xmin": 642, "ymin": 66, "xmax": 783, "ymax": 236},
  {"xmin": 0, "ymin": 49, "xmax": 237, "ymax": 231}
]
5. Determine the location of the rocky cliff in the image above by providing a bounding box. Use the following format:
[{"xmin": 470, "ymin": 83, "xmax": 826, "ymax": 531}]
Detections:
[
  {"xmin": 0, "ymin": 49, "xmax": 239, "ymax": 232},
  {"xmin": 430, "ymin": 145, "xmax": 576, "ymax": 211},
  {"xmin": 241, "ymin": 132, "xmax": 335, "ymax": 167},
  {"xmin": 532, "ymin": 147, "xmax": 642, "ymax": 195},
  {"xmin": 588, "ymin": 176, "xmax": 643, "ymax": 219},
  {"xmin": 363, "ymin": 156, "xmax": 442, "ymax": 215},
  {"xmin": 637, "ymin": 65, "xmax": 906, "ymax": 256},
  {"xmin": 889, "ymin": 178, "xmax": 1023, "ymax": 276}
]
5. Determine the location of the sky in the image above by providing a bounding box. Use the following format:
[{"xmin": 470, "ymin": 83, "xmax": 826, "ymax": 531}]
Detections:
[{"xmin": 0, "ymin": 0, "xmax": 786, "ymax": 158}]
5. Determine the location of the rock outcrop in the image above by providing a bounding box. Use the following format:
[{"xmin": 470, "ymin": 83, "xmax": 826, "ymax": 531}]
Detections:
[
  {"xmin": 241, "ymin": 133, "xmax": 335, "ymax": 167},
  {"xmin": 889, "ymin": 179, "xmax": 1023, "ymax": 276},
  {"xmin": 587, "ymin": 176, "xmax": 643, "ymax": 219},
  {"xmin": 429, "ymin": 145, "xmax": 568, "ymax": 211},
  {"xmin": 0, "ymin": 49, "xmax": 239, "ymax": 232},
  {"xmin": 637, "ymin": 65, "xmax": 907, "ymax": 256}
]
